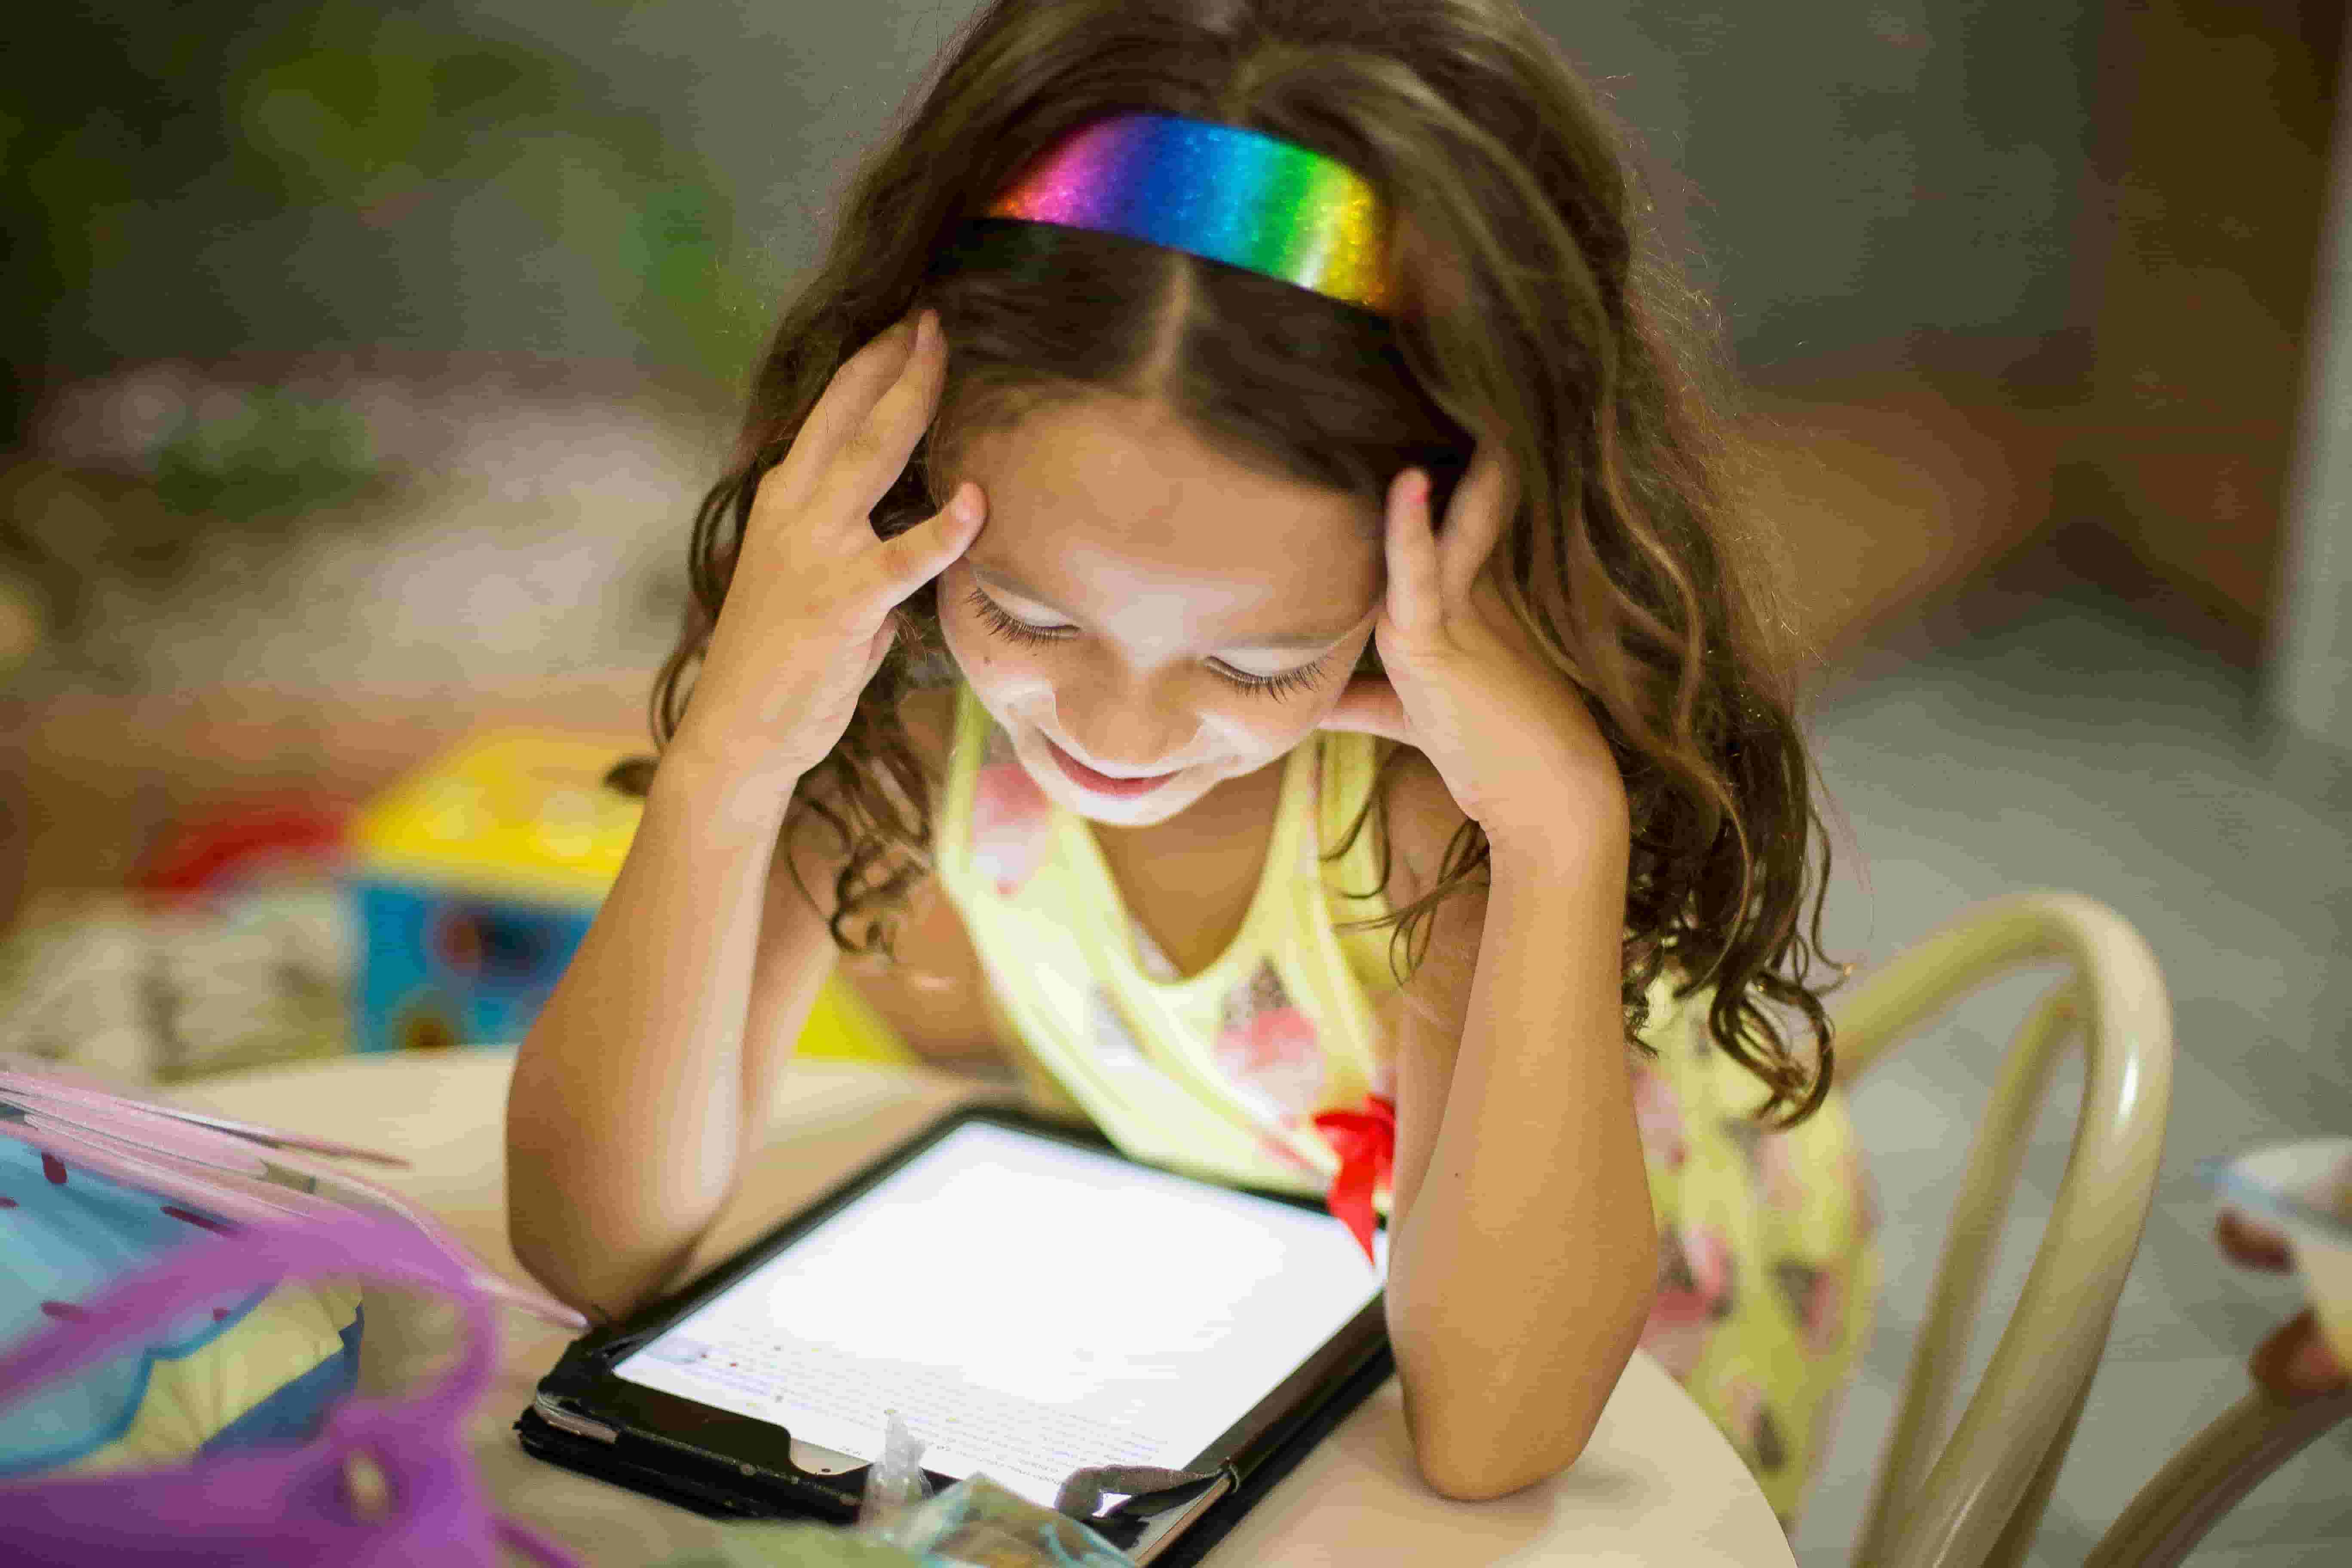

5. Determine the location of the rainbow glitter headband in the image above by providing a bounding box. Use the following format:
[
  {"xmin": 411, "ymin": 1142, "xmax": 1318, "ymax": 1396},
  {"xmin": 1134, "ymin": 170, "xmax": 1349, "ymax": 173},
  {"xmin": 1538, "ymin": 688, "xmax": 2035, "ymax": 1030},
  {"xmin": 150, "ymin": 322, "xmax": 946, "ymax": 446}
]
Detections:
[{"xmin": 983, "ymin": 110, "xmax": 1397, "ymax": 317}]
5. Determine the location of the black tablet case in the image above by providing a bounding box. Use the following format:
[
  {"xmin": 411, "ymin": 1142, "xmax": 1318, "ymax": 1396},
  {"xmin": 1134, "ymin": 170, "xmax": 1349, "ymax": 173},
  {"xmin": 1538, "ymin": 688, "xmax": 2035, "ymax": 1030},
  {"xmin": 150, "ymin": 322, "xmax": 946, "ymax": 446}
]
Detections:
[
  {"xmin": 511, "ymin": 1105, "xmax": 1395, "ymax": 1566},
  {"xmin": 515, "ymin": 1340, "xmax": 1392, "ymax": 1567}
]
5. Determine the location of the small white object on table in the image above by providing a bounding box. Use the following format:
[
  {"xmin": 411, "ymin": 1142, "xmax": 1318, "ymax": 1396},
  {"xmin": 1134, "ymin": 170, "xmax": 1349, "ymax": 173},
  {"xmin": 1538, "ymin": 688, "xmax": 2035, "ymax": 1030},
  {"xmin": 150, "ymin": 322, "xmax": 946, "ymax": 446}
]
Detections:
[{"xmin": 162, "ymin": 1047, "xmax": 1798, "ymax": 1567}]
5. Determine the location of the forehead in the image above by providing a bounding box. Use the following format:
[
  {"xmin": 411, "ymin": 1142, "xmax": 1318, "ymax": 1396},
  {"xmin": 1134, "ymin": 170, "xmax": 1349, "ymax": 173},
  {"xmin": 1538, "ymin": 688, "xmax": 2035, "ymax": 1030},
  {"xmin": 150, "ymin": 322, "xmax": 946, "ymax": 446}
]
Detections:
[{"xmin": 946, "ymin": 398, "xmax": 1381, "ymax": 609}]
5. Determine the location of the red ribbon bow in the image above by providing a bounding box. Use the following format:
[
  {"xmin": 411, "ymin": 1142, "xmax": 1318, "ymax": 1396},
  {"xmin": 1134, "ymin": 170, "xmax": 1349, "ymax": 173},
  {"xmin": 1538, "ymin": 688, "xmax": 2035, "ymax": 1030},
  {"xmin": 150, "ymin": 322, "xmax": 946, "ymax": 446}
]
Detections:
[{"xmin": 1311, "ymin": 1093, "xmax": 1396, "ymax": 1265}]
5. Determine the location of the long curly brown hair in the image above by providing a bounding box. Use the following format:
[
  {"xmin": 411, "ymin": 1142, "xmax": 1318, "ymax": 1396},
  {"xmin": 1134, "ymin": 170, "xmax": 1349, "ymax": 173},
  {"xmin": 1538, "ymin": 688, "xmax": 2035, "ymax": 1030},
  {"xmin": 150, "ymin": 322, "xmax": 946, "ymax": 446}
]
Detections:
[{"xmin": 610, "ymin": 0, "xmax": 1857, "ymax": 1128}]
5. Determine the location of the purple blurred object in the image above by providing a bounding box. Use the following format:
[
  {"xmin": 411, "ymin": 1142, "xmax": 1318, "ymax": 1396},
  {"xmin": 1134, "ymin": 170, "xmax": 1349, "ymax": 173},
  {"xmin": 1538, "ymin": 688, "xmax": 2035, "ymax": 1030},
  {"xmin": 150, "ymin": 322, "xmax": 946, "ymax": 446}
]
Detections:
[{"xmin": 0, "ymin": 1206, "xmax": 583, "ymax": 1566}]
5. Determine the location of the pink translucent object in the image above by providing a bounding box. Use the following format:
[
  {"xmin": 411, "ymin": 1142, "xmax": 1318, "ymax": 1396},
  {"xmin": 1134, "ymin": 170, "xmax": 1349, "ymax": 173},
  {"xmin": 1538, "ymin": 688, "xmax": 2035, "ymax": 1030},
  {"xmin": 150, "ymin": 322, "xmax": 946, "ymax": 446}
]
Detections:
[{"xmin": 0, "ymin": 1054, "xmax": 585, "ymax": 1332}]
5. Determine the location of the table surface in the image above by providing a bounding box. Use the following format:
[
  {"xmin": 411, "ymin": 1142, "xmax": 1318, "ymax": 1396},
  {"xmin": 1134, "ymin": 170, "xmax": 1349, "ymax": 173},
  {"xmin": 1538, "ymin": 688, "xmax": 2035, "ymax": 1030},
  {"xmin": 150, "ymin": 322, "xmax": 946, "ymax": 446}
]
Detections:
[{"xmin": 162, "ymin": 1047, "xmax": 1798, "ymax": 1568}]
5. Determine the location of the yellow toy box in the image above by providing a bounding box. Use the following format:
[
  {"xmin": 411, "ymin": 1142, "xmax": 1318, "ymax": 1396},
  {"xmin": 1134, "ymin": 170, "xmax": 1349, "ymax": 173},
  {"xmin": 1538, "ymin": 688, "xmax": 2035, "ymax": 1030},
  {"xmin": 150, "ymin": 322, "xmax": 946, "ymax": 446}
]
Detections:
[{"xmin": 344, "ymin": 729, "xmax": 904, "ymax": 1064}]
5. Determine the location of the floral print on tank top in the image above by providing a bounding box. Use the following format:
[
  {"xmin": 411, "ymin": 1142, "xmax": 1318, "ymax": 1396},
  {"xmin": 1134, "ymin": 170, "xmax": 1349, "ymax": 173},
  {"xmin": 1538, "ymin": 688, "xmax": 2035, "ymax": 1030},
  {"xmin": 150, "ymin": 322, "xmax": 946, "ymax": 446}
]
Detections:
[
  {"xmin": 1212, "ymin": 959, "xmax": 1326, "ymax": 1122},
  {"xmin": 1084, "ymin": 985, "xmax": 1152, "ymax": 1071},
  {"xmin": 1130, "ymin": 876, "xmax": 1348, "ymax": 1183},
  {"xmin": 1623, "ymin": 1009, "xmax": 1883, "ymax": 1531}
]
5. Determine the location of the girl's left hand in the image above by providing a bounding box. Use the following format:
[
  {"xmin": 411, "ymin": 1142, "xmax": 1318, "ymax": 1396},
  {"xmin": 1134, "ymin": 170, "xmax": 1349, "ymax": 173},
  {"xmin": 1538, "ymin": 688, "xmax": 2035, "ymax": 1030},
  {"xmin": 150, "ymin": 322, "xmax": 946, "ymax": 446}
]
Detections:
[{"xmin": 1315, "ymin": 440, "xmax": 1627, "ymax": 848}]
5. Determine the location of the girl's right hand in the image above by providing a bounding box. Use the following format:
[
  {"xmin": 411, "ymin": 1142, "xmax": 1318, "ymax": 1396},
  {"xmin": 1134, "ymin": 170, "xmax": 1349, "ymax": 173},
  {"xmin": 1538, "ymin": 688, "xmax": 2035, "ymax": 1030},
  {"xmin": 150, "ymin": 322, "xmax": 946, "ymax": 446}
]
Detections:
[{"xmin": 666, "ymin": 306, "xmax": 982, "ymax": 808}]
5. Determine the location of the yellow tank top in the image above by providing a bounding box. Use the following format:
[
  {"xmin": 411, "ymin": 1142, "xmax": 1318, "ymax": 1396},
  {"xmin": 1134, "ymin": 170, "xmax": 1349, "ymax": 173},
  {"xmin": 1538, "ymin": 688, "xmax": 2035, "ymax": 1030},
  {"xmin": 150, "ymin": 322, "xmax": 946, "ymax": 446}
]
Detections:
[
  {"xmin": 931, "ymin": 681, "xmax": 1403, "ymax": 1210},
  {"xmin": 927, "ymin": 681, "xmax": 1882, "ymax": 1526}
]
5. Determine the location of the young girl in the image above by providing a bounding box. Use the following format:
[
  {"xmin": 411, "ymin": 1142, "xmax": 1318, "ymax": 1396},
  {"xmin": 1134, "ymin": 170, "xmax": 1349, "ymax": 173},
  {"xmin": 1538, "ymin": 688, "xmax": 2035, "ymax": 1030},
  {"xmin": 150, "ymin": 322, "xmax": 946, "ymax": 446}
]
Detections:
[{"xmin": 508, "ymin": 0, "xmax": 1878, "ymax": 1531}]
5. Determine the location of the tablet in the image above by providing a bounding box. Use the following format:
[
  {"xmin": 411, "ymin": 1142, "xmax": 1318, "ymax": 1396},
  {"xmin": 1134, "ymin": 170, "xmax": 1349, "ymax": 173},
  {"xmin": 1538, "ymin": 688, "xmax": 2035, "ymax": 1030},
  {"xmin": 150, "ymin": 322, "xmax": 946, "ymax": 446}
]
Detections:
[{"xmin": 517, "ymin": 1102, "xmax": 1392, "ymax": 1563}]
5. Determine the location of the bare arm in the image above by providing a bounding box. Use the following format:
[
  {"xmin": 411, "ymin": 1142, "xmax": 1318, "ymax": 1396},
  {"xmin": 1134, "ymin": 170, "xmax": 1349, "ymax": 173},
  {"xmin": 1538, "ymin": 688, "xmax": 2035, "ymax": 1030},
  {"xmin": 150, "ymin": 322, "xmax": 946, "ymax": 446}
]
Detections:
[
  {"xmin": 505, "ymin": 303, "xmax": 979, "ymax": 1324},
  {"xmin": 505, "ymin": 756, "xmax": 845, "ymax": 1325},
  {"xmin": 1377, "ymin": 755, "xmax": 1657, "ymax": 1502}
]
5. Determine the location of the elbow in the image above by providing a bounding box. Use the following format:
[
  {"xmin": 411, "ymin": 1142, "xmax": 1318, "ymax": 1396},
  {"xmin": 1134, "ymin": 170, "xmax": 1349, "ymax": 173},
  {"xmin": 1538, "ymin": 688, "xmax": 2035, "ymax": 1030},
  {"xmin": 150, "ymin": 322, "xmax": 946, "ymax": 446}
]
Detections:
[
  {"xmin": 506, "ymin": 1191, "xmax": 603, "ymax": 1326},
  {"xmin": 1401, "ymin": 1262, "xmax": 1658, "ymax": 1503},
  {"xmin": 508, "ymin": 1224, "xmax": 640, "ymax": 1330},
  {"xmin": 1412, "ymin": 1421, "xmax": 1594, "ymax": 1502},
  {"xmin": 505, "ymin": 1148, "xmax": 636, "ymax": 1328},
  {"xmin": 1399, "ymin": 1354, "xmax": 1607, "ymax": 1502}
]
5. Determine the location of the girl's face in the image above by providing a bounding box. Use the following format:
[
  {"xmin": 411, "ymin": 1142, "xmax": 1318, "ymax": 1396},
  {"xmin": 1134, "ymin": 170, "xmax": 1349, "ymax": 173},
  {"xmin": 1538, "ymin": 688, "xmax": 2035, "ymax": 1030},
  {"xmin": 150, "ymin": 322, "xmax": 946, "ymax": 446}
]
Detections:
[{"xmin": 933, "ymin": 397, "xmax": 1384, "ymax": 828}]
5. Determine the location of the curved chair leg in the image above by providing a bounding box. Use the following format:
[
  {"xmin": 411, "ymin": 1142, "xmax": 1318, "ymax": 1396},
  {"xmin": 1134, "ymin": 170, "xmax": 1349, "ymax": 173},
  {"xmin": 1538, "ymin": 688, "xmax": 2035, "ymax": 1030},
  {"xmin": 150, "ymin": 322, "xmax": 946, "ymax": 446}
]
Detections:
[
  {"xmin": 1851, "ymin": 978, "xmax": 2082, "ymax": 1564},
  {"xmin": 1836, "ymin": 889, "xmax": 2173, "ymax": 1568},
  {"xmin": 2082, "ymin": 1386, "xmax": 2352, "ymax": 1568},
  {"xmin": 1979, "ymin": 1335, "xmax": 2099, "ymax": 1568}
]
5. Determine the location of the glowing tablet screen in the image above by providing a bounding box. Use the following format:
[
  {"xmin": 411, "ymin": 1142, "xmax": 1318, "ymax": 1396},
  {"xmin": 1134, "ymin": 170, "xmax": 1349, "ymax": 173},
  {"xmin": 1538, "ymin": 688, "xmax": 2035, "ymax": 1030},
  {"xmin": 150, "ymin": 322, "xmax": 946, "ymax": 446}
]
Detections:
[{"xmin": 612, "ymin": 1120, "xmax": 1385, "ymax": 1507}]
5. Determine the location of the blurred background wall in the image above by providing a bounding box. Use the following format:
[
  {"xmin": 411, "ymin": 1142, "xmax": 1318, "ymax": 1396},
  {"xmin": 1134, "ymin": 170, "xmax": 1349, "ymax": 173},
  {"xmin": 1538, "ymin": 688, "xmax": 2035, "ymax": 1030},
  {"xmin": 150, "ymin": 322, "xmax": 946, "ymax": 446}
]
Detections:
[
  {"xmin": 0, "ymin": 0, "xmax": 2343, "ymax": 913},
  {"xmin": 7, "ymin": 0, "xmax": 2095, "ymax": 380}
]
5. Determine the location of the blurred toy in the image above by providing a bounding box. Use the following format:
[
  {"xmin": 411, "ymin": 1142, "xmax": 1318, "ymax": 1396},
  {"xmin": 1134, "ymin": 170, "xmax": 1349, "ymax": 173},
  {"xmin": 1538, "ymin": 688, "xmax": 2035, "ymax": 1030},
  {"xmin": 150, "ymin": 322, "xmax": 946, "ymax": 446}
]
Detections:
[
  {"xmin": 345, "ymin": 730, "xmax": 646, "ymax": 1055},
  {"xmin": 136, "ymin": 802, "xmax": 350, "ymax": 900},
  {"xmin": 0, "ymin": 802, "xmax": 355, "ymax": 1084},
  {"xmin": 134, "ymin": 801, "xmax": 356, "ymax": 1078},
  {"xmin": 344, "ymin": 729, "xmax": 912, "ymax": 1064}
]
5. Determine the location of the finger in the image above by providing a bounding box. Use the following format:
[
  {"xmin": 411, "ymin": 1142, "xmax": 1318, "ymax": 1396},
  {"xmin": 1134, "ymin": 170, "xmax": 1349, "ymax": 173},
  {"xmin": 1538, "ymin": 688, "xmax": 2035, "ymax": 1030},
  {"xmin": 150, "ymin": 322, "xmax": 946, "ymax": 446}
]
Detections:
[
  {"xmin": 2250, "ymin": 1309, "xmax": 2350, "ymax": 1400},
  {"xmin": 756, "ymin": 309, "xmax": 928, "ymax": 535},
  {"xmin": 860, "ymin": 484, "xmax": 986, "ymax": 615},
  {"xmin": 1314, "ymin": 672, "xmax": 1414, "ymax": 744},
  {"xmin": 1437, "ymin": 442, "xmax": 1515, "ymax": 613},
  {"xmin": 2287, "ymin": 1318, "xmax": 2350, "ymax": 1392},
  {"xmin": 1384, "ymin": 470, "xmax": 1444, "ymax": 640},
  {"xmin": 816, "ymin": 306, "xmax": 951, "ymax": 531},
  {"xmin": 2217, "ymin": 1208, "xmax": 2296, "ymax": 1272}
]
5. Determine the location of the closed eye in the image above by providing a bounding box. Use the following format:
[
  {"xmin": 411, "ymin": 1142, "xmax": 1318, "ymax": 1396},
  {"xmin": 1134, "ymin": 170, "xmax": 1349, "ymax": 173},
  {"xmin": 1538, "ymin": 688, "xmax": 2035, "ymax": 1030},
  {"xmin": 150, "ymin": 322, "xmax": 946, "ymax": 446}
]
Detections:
[{"xmin": 961, "ymin": 585, "xmax": 1333, "ymax": 702}]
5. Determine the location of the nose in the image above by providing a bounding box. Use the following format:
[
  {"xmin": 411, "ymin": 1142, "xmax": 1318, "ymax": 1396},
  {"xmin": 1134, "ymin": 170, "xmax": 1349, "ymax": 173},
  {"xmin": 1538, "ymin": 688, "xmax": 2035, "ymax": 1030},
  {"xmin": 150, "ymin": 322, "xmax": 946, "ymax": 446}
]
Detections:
[{"xmin": 1053, "ymin": 671, "xmax": 1199, "ymax": 775}]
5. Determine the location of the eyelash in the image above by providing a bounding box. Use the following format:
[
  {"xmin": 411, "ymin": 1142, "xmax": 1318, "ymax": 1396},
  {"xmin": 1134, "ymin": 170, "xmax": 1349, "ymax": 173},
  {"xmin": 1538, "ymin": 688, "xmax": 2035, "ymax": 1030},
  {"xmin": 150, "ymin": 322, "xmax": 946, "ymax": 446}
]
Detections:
[{"xmin": 961, "ymin": 586, "xmax": 1332, "ymax": 702}]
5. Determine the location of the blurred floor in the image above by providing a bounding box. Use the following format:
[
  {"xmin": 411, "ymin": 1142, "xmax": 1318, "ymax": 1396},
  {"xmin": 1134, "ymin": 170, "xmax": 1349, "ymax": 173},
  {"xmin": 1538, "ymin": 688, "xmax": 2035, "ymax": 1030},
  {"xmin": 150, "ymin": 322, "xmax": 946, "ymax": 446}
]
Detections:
[{"xmin": 1788, "ymin": 544, "xmax": 2352, "ymax": 1566}]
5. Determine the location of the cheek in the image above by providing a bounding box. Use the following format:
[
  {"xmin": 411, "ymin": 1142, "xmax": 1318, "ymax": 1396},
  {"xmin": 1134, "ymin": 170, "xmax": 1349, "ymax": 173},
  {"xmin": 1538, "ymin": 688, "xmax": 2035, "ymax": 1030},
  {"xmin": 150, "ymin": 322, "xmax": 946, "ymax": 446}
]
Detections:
[{"xmin": 1210, "ymin": 676, "xmax": 1354, "ymax": 764}]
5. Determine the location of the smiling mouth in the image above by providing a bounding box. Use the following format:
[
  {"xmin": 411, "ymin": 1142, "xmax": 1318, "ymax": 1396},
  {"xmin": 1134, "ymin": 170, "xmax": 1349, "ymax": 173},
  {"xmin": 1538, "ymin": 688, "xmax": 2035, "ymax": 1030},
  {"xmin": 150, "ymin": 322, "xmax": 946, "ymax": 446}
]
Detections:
[{"xmin": 1041, "ymin": 735, "xmax": 1182, "ymax": 798}]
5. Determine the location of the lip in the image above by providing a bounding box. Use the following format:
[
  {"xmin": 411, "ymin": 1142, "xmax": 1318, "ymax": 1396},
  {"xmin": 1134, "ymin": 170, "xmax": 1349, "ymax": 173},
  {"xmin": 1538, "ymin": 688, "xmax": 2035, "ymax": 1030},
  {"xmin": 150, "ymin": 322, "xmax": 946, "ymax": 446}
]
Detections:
[{"xmin": 1041, "ymin": 735, "xmax": 1182, "ymax": 799}]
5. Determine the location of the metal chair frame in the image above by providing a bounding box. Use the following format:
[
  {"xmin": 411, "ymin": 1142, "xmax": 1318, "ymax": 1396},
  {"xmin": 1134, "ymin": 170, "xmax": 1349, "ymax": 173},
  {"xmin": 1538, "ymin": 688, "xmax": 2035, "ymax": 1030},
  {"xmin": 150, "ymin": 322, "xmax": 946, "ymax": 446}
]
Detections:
[
  {"xmin": 2084, "ymin": 1380, "xmax": 2352, "ymax": 1566},
  {"xmin": 1828, "ymin": 890, "xmax": 2174, "ymax": 1568}
]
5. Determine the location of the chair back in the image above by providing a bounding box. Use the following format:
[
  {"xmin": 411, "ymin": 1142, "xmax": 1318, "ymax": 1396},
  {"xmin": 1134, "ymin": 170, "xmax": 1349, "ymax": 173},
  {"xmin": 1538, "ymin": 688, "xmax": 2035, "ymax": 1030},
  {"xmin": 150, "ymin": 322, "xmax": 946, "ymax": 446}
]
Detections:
[{"xmin": 1834, "ymin": 891, "xmax": 2173, "ymax": 1568}]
